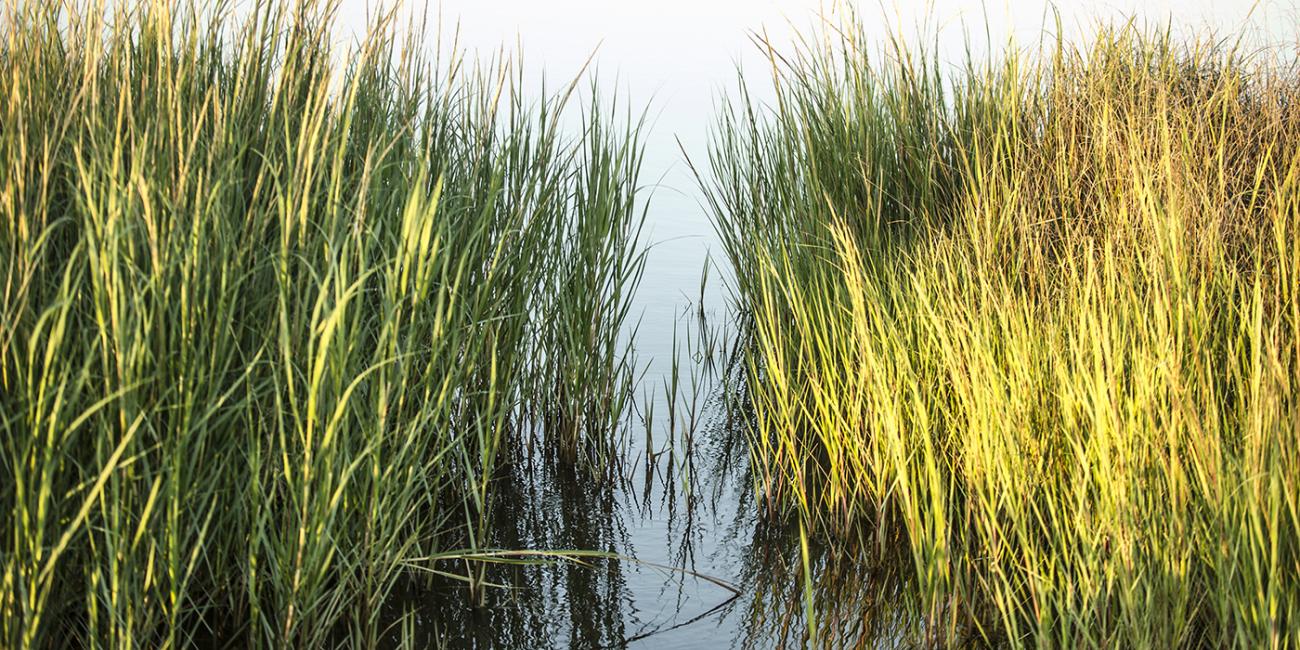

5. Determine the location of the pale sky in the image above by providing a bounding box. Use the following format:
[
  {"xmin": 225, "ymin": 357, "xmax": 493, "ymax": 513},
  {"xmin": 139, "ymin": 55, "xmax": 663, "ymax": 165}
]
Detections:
[
  {"xmin": 335, "ymin": 1, "xmax": 1297, "ymax": 98},
  {"xmin": 330, "ymin": 0, "xmax": 1297, "ymax": 196},
  {"xmin": 326, "ymin": 0, "xmax": 1298, "ymax": 184}
]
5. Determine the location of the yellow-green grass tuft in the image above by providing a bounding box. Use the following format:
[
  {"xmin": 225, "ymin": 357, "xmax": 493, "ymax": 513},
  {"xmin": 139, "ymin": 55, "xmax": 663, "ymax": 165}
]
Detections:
[
  {"xmin": 0, "ymin": 0, "xmax": 646, "ymax": 646},
  {"xmin": 705, "ymin": 15, "xmax": 1300, "ymax": 648}
]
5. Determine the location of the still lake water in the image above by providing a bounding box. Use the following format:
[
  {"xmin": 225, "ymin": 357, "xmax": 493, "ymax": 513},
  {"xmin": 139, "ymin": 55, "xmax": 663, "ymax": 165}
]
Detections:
[{"xmin": 327, "ymin": 1, "xmax": 1294, "ymax": 645}]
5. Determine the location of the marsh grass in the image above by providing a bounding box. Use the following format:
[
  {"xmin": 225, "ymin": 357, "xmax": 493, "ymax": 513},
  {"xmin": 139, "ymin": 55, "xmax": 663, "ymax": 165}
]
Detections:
[
  {"xmin": 0, "ymin": 0, "xmax": 646, "ymax": 646},
  {"xmin": 705, "ymin": 14, "xmax": 1300, "ymax": 648}
]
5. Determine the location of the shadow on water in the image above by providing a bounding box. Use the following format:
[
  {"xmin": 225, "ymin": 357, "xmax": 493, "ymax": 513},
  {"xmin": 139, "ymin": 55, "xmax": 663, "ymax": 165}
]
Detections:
[
  {"xmin": 369, "ymin": 307, "xmax": 927, "ymax": 649},
  {"xmin": 383, "ymin": 461, "xmax": 632, "ymax": 648}
]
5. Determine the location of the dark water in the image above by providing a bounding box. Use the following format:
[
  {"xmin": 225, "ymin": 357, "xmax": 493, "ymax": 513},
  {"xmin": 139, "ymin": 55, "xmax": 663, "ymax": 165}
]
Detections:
[
  {"xmin": 379, "ymin": 304, "xmax": 759, "ymax": 647},
  {"xmin": 378, "ymin": 364, "xmax": 842, "ymax": 647},
  {"xmin": 369, "ymin": 291, "xmax": 919, "ymax": 648}
]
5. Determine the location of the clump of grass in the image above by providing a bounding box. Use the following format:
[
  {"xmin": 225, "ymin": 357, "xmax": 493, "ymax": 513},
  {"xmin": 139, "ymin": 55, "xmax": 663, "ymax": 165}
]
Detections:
[
  {"xmin": 0, "ymin": 0, "xmax": 645, "ymax": 646},
  {"xmin": 705, "ymin": 13, "xmax": 1300, "ymax": 647}
]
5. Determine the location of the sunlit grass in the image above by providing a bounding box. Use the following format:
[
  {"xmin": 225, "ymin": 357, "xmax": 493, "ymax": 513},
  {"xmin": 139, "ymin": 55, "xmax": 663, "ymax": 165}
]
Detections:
[
  {"xmin": 0, "ymin": 0, "xmax": 645, "ymax": 646},
  {"xmin": 705, "ymin": 14, "xmax": 1300, "ymax": 647}
]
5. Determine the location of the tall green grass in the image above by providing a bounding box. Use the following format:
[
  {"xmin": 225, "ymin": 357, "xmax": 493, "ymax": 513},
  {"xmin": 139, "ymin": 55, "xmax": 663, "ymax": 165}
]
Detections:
[
  {"xmin": 0, "ymin": 0, "xmax": 645, "ymax": 646},
  {"xmin": 705, "ymin": 15, "xmax": 1300, "ymax": 648}
]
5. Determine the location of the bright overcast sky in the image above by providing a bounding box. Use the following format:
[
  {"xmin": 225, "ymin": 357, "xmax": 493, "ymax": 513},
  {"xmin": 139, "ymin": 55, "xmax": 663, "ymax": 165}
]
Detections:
[
  {"xmin": 334, "ymin": 1, "xmax": 1298, "ymax": 85},
  {"xmin": 327, "ymin": 0, "xmax": 1298, "ymax": 161}
]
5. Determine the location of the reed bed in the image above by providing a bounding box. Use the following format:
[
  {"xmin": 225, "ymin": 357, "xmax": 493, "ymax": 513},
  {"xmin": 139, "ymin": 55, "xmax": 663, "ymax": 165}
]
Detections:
[
  {"xmin": 705, "ymin": 16, "xmax": 1300, "ymax": 648},
  {"xmin": 0, "ymin": 0, "xmax": 645, "ymax": 646}
]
